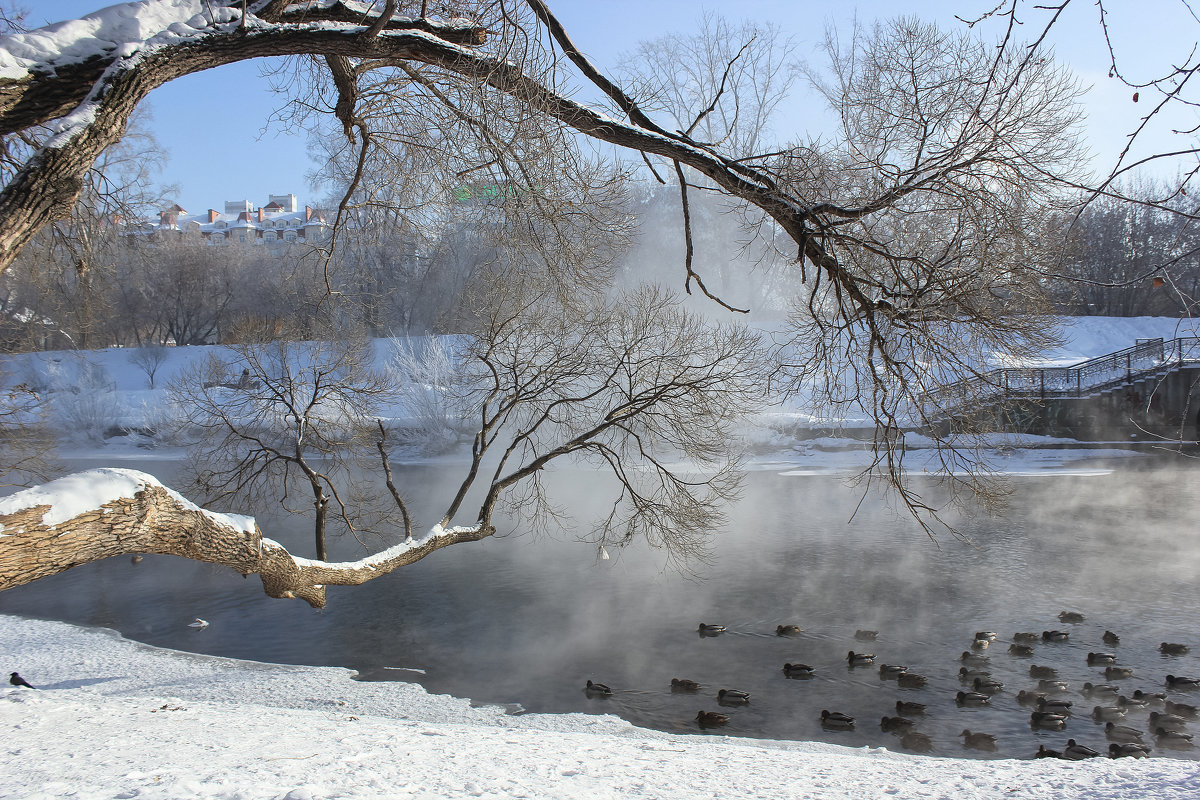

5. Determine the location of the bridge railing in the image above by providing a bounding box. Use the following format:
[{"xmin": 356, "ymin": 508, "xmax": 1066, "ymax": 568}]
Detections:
[{"xmin": 926, "ymin": 336, "xmax": 1200, "ymax": 416}]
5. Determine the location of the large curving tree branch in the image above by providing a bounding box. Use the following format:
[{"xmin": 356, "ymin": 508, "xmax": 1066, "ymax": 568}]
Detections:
[{"xmin": 0, "ymin": 469, "xmax": 494, "ymax": 608}]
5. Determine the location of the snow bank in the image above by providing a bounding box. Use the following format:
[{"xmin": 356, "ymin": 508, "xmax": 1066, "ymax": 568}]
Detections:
[{"xmin": 1, "ymin": 614, "xmax": 1197, "ymax": 799}]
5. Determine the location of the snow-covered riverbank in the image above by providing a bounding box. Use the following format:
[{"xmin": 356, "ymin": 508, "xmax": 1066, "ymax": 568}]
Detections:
[{"xmin": 2, "ymin": 614, "xmax": 1198, "ymax": 799}]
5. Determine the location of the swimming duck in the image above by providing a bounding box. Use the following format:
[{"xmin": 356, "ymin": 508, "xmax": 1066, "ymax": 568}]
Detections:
[
  {"xmin": 1029, "ymin": 711, "xmax": 1067, "ymax": 730},
  {"xmin": 974, "ymin": 631, "xmax": 998, "ymax": 642},
  {"xmin": 854, "ymin": 630, "xmax": 878, "ymax": 641},
  {"xmin": 1012, "ymin": 632, "xmax": 1040, "ymax": 643},
  {"xmin": 671, "ymin": 678, "xmax": 700, "ymax": 691},
  {"xmin": 959, "ymin": 729, "xmax": 997, "ymax": 751},
  {"xmin": 899, "ymin": 731, "xmax": 933, "ymax": 752},
  {"xmin": 188, "ymin": 618, "xmax": 209, "ymax": 629},
  {"xmin": 1029, "ymin": 665, "xmax": 1057, "ymax": 679},
  {"xmin": 956, "ymin": 691, "xmax": 990, "ymax": 706},
  {"xmin": 1035, "ymin": 697, "xmax": 1072, "ymax": 713},
  {"xmin": 960, "ymin": 651, "xmax": 989, "ymax": 667},
  {"xmin": 1160, "ymin": 642, "xmax": 1190, "ymax": 655},
  {"xmin": 896, "ymin": 700, "xmax": 927, "ymax": 716},
  {"xmin": 585, "ymin": 680, "xmax": 613, "ymax": 697},
  {"xmin": 1132, "ymin": 690, "xmax": 1166, "ymax": 705},
  {"xmin": 1016, "ymin": 690, "xmax": 1047, "ymax": 706},
  {"xmin": 1008, "ymin": 644, "xmax": 1034, "ymax": 657},
  {"xmin": 1063, "ymin": 739, "xmax": 1101, "ymax": 760},
  {"xmin": 1155, "ymin": 728, "xmax": 1194, "ymax": 746},
  {"xmin": 1166, "ymin": 674, "xmax": 1200, "ymax": 688},
  {"xmin": 1082, "ymin": 682, "xmax": 1120, "ymax": 697},
  {"xmin": 1164, "ymin": 700, "xmax": 1199, "ymax": 719},
  {"xmin": 782, "ymin": 663, "xmax": 815, "ymax": 677},
  {"xmin": 1104, "ymin": 666, "xmax": 1134, "ymax": 680},
  {"xmin": 1058, "ymin": 611, "xmax": 1085, "ymax": 623},
  {"xmin": 1042, "ymin": 630, "xmax": 1069, "ymax": 642},
  {"xmin": 820, "ymin": 709, "xmax": 855, "ymax": 729},
  {"xmin": 1035, "ymin": 745, "xmax": 1062, "ymax": 758},
  {"xmin": 847, "ymin": 650, "xmax": 875, "ymax": 665},
  {"xmin": 1102, "ymin": 630, "xmax": 1121, "ymax": 646},
  {"xmin": 1091, "ymin": 705, "xmax": 1126, "ymax": 721},
  {"xmin": 878, "ymin": 664, "xmax": 908, "ymax": 677},
  {"xmin": 1117, "ymin": 694, "xmax": 1147, "ymax": 709},
  {"xmin": 1148, "ymin": 711, "xmax": 1188, "ymax": 730},
  {"xmin": 880, "ymin": 715, "xmax": 915, "ymax": 732},
  {"xmin": 1108, "ymin": 742, "xmax": 1152, "ymax": 758},
  {"xmin": 717, "ymin": 688, "xmax": 750, "ymax": 704},
  {"xmin": 696, "ymin": 710, "xmax": 728, "ymax": 726},
  {"xmin": 776, "ymin": 625, "xmax": 802, "ymax": 636},
  {"xmin": 1038, "ymin": 679, "xmax": 1069, "ymax": 692},
  {"xmin": 959, "ymin": 667, "xmax": 990, "ymax": 681},
  {"xmin": 973, "ymin": 677, "xmax": 1003, "ymax": 694},
  {"xmin": 970, "ymin": 638, "xmax": 990, "ymax": 651},
  {"xmin": 897, "ymin": 672, "xmax": 928, "ymax": 689},
  {"xmin": 697, "ymin": 623, "xmax": 726, "ymax": 635},
  {"xmin": 1104, "ymin": 722, "xmax": 1145, "ymax": 743},
  {"xmin": 1086, "ymin": 652, "xmax": 1116, "ymax": 665}
]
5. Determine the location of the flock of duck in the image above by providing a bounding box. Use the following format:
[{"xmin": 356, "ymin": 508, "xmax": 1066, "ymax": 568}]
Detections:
[{"xmin": 582, "ymin": 614, "xmax": 1198, "ymax": 759}]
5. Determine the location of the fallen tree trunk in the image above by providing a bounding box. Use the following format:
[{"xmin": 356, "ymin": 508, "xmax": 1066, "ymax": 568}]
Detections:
[{"xmin": 0, "ymin": 469, "xmax": 494, "ymax": 608}]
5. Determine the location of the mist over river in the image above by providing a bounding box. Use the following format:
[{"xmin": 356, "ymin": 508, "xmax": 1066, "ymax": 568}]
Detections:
[{"xmin": 3, "ymin": 455, "xmax": 1199, "ymax": 760}]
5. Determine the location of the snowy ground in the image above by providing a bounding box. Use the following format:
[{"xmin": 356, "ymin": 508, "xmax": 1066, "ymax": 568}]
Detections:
[{"xmin": 3, "ymin": 615, "xmax": 1199, "ymax": 800}]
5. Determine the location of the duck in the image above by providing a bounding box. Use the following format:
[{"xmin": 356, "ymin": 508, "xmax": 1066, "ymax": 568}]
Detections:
[
  {"xmin": 1086, "ymin": 652, "xmax": 1116, "ymax": 665},
  {"xmin": 1102, "ymin": 630, "xmax": 1121, "ymax": 646},
  {"xmin": 1042, "ymin": 630, "xmax": 1069, "ymax": 642},
  {"xmin": 1058, "ymin": 611, "xmax": 1085, "ymax": 623},
  {"xmin": 1091, "ymin": 705, "xmax": 1126, "ymax": 722},
  {"xmin": 960, "ymin": 651, "xmax": 989, "ymax": 667},
  {"xmin": 776, "ymin": 624, "xmax": 803, "ymax": 636},
  {"xmin": 1148, "ymin": 711, "xmax": 1188, "ymax": 730},
  {"xmin": 1108, "ymin": 742, "xmax": 1152, "ymax": 758},
  {"xmin": 1104, "ymin": 722, "xmax": 1145, "ymax": 742},
  {"xmin": 1164, "ymin": 700, "xmax": 1199, "ymax": 719},
  {"xmin": 956, "ymin": 691, "xmax": 990, "ymax": 706},
  {"xmin": 960, "ymin": 729, "xmax": 997, "ymax": 751},
  {"xmin": 959, "ymin": 667, "xmax": 990, "ymax": 681},
  {"xmin": 188, "ymin": 618, "xmax": 209, "ymax": 629},
  {"xmin": 1035, "ymin": 744, "xmax": 1063, "ymax": 758},
  {"xmin": 1117, "ymin": 694, "xmax": 1148, "ymax": 709},
  {"xmin": 1132, "ymin": 690, "xmax": 1166, "ymax": 705},
  {"xmin": 1160, "ymin": 642, "xmax": 1190, "ymax": 655},
  {"xmin": 1036, "ymin": 697, "xmax": 1072, "ymax": 713},
  {"xmin": 1038, "ymin": 679, "xmax": 1069, "ymax": 692},
  {"xmin": 1029, "ymin": 665, "xmax": 1058, "ymax": 679},
  {"xmin": 897, "ymin": 672, "xmax": 928, "ymax": 689},
  {"xmin": 1082, "ymin": 682, "xmax": 1120, "ymax": 698},
  {"xmin": 820, "ymin": 709, "xmax": 855, "ymax": 729},
  {"xmin": 671, "ymin": 678, "xmax": 700, "ymax": 691},
  {"xmin": 1029, "ymin": 711, "xmax": 1067, "ymax": 730},
  {"xmin": 1012, "ymin": 632, "xmax": 1040, "ymax": 643},
  {"xmin": 896, "ymin": 700, "xmax": 927, "ymax": 716},
  {"xmin": 717, "ymin": 688, "xmax": 750, "ymax": 704},
  {"xmin": 1009, "ymin": 644, "xmax": 1034, "ymax": 657},
  {"xmin": 1155, "ymin": 728, "xmax": 1195, "ymax": 746},
  {"xmin": 847, "ymin": 650, "xmax": 875, "ymax": 665},
  {"xmin": 585, "ymin": 680, "xmax": 613, "ymax": 697},
  {"xmin": 880, "ymin": 715, "xmax": 915, "ymax": 732},
  {"xmin": 1017, "ymin": 690, "xmax": 1047, "ymax": 706},
  {"xmin": 782, "ymin": 663, "xmax": 815, "ymax": 677},
  {"xmin": 1166, "ymin": 674, "xmax": 1200, "ymax": 688},
  {"xmin": 970, "ymin": 638, "xmax": 990, "ymax": 651},
  {"xmin": 878, "ymin": 664, "xmax": 908, "ymax": 677},
  {"xmin": 695, "ymin": 710, "xmax": 728, "ymax": 727},
  {"xmin": 854, "ymin": 629, "xmax": 878, "ymax": 641},
  {"xmin": 1063, "ymin": 739, "xmax": 1101, "ymax": 760},
  {"xmin": 973, "ymin": 677, "xmax": 1003, "ymax": 694},
  {"xmin": 697, "ymin": 623, "xmax": 726, "ymax": 635},
  {"xmin": 974, "ymin": 631, "xmax": 998, "ymax": 642},
  {"xmin": 1104, "ymin": 666, "xmax": 1134, "ymax": 680},
  {"xmin": 900, "ymin": 731, "xmax": 933, "ymax": 752}
]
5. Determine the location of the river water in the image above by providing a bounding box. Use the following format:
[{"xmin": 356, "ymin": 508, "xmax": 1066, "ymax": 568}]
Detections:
[{"xmin": 2, "ymin": 455, "xmax": 1199, "ymax": 760}]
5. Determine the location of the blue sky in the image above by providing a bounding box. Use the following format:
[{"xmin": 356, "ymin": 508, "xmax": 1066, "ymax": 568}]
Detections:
[{"xmin": 37, "ymin": 1, "xmax": 1200, "ymax": 213}]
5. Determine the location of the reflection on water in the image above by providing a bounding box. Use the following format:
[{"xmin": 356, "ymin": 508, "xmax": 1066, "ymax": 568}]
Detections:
[{"xmin": 3, "ymin": 456, "xmax": 1200, "ymax": 760}]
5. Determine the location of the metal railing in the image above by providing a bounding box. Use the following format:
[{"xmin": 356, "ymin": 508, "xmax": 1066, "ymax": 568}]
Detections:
[{"xmin": 927, "ymin": 337, "xmax": 1200, "ymax": 416}]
